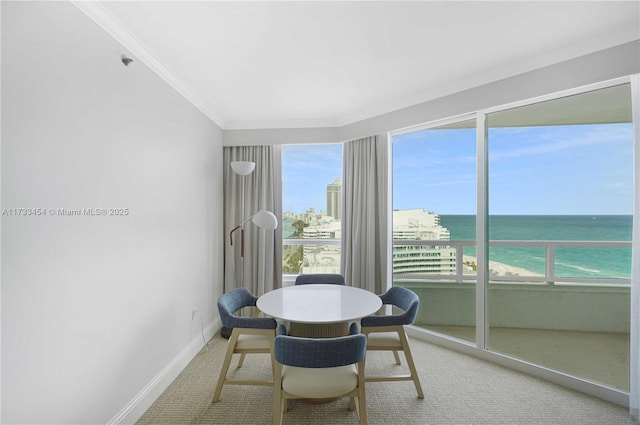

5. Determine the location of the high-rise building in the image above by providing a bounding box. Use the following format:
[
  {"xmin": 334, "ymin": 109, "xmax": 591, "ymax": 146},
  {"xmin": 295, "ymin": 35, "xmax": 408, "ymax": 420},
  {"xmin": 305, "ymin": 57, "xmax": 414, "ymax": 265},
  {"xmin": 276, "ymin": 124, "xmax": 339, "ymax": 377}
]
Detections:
[
  {"xmin": 301, "ymin": 187, "xmax": 456, "ymax": 275},
  {"xmin": 295, "ymin": 179, "xmax": 455, "ymax": 276},
  {"xmin": 326, "ymin": 177, "xmax": 341, "ymax": 220},
  {"xmin": 392, "ymin": 209, "xmax": 455, "ymax": 275}
]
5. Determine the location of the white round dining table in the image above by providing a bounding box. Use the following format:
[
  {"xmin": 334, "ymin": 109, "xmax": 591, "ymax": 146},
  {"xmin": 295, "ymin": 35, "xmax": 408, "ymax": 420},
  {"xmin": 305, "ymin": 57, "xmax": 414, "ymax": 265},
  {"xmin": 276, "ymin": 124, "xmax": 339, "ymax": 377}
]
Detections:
[{"xmin": 257, "ymin": 284, "xmax": 382, "ymax": 337}]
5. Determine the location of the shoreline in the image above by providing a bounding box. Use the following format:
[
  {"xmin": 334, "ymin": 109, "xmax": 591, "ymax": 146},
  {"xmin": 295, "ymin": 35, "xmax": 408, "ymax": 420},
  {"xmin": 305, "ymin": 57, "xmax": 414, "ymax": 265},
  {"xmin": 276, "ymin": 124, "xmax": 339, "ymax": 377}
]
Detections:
[{"xmin": 463, "ymin": 255, "xmax": 542, "ymax": 277}]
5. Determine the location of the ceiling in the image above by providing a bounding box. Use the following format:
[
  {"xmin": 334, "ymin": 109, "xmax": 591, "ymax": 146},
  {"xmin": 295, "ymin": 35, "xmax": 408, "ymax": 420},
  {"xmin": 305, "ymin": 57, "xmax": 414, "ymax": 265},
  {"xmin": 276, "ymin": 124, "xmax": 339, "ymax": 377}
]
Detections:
[{"xmin": 77, "ymin": 1, "xmax": 640, "ymax": 130}]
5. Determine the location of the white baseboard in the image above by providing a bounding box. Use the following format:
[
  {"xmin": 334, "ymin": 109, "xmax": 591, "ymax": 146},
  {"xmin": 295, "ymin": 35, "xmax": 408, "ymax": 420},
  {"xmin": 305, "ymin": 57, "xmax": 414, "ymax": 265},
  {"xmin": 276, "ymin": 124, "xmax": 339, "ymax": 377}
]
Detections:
[{"xmin": 108, "ymin": 318, "xmax": 221, "ymax": 425}]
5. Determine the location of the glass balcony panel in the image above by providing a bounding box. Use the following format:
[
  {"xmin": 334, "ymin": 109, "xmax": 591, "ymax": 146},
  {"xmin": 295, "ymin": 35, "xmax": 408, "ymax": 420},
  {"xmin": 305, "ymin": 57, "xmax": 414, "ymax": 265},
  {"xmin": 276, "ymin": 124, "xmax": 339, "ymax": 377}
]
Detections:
[{"xmin": 485, "ymin": 282, "xmax": 630, "ymax": 391}]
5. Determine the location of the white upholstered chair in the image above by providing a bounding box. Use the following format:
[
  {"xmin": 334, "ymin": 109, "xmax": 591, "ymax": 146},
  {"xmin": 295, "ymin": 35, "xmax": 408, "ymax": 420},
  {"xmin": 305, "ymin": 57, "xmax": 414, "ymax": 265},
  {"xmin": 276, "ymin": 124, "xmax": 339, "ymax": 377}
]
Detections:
[{"xmin": 272, "ymin": 323, "xmax": 367, "ymax": 425}]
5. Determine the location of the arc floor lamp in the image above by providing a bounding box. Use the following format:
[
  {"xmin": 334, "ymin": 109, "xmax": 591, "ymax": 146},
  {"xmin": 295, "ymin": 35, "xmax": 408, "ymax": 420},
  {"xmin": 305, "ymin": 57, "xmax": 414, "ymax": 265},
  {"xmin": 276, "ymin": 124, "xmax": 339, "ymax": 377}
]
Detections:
[{"xmin": 222, "ymin": 161, "xmax": 278, "ymax": 338}]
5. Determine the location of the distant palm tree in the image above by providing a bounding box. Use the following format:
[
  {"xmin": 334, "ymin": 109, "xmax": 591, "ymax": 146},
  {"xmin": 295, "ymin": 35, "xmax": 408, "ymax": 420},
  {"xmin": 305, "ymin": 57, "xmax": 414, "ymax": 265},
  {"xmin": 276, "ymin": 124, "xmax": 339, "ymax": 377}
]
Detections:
[{"xmin": 291, "ymin": 220, "xmax": 307, "ymax": 237}]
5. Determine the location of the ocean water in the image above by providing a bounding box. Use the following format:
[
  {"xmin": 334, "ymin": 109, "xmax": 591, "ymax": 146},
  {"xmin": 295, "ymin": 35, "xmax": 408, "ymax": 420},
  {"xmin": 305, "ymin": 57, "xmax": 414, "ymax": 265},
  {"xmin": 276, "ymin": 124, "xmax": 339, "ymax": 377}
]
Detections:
[
  {"xmin": 283, "ymin": 220, "xmax": 296, "ymax": 239},
  {"xmin": 440, "ymin": 215, "xmax": 633, "ymax": 279}
]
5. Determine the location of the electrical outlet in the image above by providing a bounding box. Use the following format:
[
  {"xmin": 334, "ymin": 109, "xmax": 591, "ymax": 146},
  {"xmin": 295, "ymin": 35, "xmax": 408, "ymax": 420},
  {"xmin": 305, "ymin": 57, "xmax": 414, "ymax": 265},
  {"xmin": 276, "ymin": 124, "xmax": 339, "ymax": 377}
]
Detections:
[{"xmin": 192, "ymin": 308, "xmax": 197, "ymax": 320}]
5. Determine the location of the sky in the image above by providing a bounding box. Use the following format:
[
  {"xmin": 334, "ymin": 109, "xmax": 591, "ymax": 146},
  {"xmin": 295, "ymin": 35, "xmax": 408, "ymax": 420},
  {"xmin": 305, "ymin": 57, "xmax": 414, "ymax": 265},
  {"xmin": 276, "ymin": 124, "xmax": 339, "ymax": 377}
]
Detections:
[
  {"xmin": 282, "ymin": 144, "xmax": 343, "ymax": 214},
  {"xmin": 283, "ymin": 122, "xmax": 634, "ymax": 216}
]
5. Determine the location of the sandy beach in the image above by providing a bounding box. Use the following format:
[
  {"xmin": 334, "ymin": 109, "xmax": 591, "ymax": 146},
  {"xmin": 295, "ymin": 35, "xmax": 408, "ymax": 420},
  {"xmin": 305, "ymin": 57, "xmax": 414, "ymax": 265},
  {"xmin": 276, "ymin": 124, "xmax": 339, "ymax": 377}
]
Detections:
[{"xmin": 462, "ymin": 255, "xmax": 542, "ymax": 277}]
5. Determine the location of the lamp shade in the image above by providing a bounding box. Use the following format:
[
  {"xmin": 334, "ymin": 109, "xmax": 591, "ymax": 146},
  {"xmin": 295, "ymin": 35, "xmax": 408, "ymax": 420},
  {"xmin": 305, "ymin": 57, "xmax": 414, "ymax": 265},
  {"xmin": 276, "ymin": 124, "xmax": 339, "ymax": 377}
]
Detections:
[
  {"xmin": 251, "ymin": 210, "xmax": 278, "ymax": 230},
  {"xmin": 231, "ymin": 161, "xmax": 255, "ymax": 176}
]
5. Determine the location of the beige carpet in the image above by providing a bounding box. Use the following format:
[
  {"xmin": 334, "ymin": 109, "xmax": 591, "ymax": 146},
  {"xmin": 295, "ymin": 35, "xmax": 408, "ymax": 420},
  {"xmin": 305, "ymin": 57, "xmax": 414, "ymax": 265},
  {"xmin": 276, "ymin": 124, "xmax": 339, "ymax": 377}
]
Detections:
[{"xmin": 137, "ymin": 333, "xmax": 636, "ymax": 425}]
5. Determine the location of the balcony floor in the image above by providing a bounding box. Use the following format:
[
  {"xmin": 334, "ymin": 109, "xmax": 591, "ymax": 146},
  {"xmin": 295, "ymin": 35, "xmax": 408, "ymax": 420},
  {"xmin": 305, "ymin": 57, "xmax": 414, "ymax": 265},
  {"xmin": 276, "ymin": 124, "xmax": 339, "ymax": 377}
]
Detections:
[{"xmin": 425, "ymin": 325, "xmax": 630, "ymax": 391}]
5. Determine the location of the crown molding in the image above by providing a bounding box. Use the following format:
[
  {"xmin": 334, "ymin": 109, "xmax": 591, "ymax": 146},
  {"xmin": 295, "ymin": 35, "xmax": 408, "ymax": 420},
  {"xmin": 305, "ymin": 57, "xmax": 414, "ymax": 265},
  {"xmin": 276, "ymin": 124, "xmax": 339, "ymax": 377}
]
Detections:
[
  {"xmin": 223, "ymin": 117, "xmax": 340, "ymax": 130},
  {"xmin": 71, "ymin": 0, "xmax": 227, "ymax": 129}
]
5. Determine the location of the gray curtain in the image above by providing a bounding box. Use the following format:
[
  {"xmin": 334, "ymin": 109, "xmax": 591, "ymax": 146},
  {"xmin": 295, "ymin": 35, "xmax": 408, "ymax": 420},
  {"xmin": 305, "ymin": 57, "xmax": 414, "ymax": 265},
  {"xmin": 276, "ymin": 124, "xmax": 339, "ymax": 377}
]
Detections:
[
  {"xmin": 341, "ymin": 134, "xmax": 390, "ymax": 294},
  {"xmin": 224, "ymin": 146, "xmax": 282, "ymax": 296}
]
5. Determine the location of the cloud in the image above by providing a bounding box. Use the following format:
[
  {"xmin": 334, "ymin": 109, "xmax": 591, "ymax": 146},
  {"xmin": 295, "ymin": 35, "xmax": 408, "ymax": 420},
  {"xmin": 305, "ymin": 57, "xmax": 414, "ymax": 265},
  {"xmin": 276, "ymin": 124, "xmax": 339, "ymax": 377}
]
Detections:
[
  {"xmin": 283, "ymin": 144, "xmax": 342, "ymax": 172},
  {"xmin": 606, "ymin": 182, "xmax": 626, "ymax": 189},
  {"xmin": 488, "ymin": 124, "xmax": 631, "ymax": 162}
]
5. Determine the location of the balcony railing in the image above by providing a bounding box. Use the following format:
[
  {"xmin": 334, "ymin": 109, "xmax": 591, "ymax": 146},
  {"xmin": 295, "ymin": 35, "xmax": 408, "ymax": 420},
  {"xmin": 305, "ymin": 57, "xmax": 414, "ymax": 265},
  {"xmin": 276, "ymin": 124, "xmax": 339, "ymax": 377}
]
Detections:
[
  {"xmin": 392, "ymin": 239, "xmax": 631, "ymax": 285},
  {"xmin": 283, "ymin": 238, "xmax": 631, "ymax": 285},
  {"xmin": 285, "ymin": 238, "xmax": 340, "ymax": 246}
]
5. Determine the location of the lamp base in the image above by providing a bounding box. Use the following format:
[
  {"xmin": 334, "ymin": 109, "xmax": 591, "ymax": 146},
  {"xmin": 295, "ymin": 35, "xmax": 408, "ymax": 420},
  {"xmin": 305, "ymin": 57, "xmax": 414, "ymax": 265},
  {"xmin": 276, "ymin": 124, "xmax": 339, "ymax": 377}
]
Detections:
[{"xmin": 220, "ymin": 326, "xmax": 232, "ymax": 339}]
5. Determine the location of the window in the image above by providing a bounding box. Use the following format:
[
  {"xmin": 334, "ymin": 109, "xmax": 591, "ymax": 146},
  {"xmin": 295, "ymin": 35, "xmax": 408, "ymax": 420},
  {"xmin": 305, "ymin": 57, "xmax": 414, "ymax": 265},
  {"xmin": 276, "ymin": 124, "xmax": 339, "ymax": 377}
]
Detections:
[
  {"xmin": 486, "ymin": 84, "xmax": 633, "ymax": 390},
  {"xmin": 282, "ymin": 144, "xmax": 342, "ymax": 274},
  {"xmin": 390, "ymin": 80, "xmax": 634, "ymax": 392},
  {"xmin": 392, "ymin": 118, "xmax": 477, "ymax": 343}
]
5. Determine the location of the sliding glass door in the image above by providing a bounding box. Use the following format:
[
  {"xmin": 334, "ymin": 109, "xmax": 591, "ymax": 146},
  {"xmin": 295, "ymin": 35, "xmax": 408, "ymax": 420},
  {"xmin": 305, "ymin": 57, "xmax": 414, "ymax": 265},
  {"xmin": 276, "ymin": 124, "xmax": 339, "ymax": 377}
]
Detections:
[
  {"xmin": 392, "ymin": 79, "xmax": 635, "ymax": 392},
  {"xmin": 486, "ymin": 83, "xmax": 633, "ymax": 390}
]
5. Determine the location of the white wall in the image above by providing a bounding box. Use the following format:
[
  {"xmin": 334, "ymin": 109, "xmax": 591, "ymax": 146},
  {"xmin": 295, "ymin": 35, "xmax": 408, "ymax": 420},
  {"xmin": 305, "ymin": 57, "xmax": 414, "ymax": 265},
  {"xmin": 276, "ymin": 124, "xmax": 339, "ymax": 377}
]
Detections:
[{"xmin": 1, "ymin": 2, "xmax": 224, "ymax": 424}]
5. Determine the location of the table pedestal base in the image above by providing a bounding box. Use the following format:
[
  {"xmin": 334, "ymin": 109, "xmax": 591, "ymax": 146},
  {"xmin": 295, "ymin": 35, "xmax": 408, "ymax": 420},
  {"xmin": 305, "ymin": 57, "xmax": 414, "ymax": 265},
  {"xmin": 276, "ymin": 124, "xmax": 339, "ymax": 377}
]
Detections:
[{"xmin": 289, "ymin": 322, "xmax": 349, "ymax": 338}]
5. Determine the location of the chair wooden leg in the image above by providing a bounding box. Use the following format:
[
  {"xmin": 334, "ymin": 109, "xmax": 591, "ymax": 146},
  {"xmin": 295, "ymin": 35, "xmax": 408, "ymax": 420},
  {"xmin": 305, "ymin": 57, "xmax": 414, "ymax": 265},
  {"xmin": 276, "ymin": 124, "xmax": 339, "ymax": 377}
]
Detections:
[
  {"xmin": 273, "ymin": 360, "xmax": 283, "ymax": 424},
  {"xmin": 273, "ymin": 390, "xmax": 283, "ymax": 425},
  {"xmin": 212, "ymin": 330, "xmax": 240, "ymax": 402},
  {"xmin": 237, "ymin": 353, "xmax": 247, "ymax": 368},
  {"xmin": 392, "ymin": 349, "xmax": 401, "ymax": 365},
  {"xmin": 398, "ymin": 330, "xmax": 424, "ymax": 399},
  {"xmin": 358, "ymin": 395, "xmax": 367, "ymax": 425},
  {"xmin": 269, "ymin": 336, "xmax": 277, "ymax": 386},
  {"xmin": 358, "ymin": 361, "xmax": 367, "ymax": 425}
]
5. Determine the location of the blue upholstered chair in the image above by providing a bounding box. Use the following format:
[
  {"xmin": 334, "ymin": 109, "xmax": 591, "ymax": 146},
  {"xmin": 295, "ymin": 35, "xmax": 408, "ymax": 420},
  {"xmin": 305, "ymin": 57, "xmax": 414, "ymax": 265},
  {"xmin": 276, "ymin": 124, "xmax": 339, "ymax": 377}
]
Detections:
[
  {"xmin": 273, "ymin": 323, "xmax": 367, "ymax": 425},
  {"xmin": 294, "ymin": 273, "xmax": 346, "ymax": 285},
  {"xmin": 360, "ymin": 286, "xmax": 424, "ymax": 399},
  {"xmin": 212, "ymin": 288, "xmax": 277, "ymax": 402}
]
